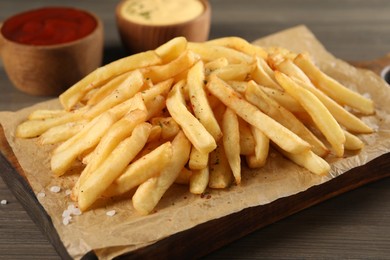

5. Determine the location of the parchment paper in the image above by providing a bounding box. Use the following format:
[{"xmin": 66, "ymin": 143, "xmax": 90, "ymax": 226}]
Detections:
[{"xmin": 1, "ymin": 25, "xmax": 390, "ymax": 259}]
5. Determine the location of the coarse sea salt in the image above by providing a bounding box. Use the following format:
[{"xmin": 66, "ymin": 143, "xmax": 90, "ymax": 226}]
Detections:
[
  {"xmin": 61, "ymin": 204, "xmax": 82, "ymax": 225},
  {"xmin": 1, "ymin": 200, "xmax": 7, "ymax": 205},
  {"xmin": 50, "ymin": 186, "xmax": 61, "ymax": 193},
  {"xmin": 37, "ymin": 192, "xmax": 46, "ymax": 198},
  {"xmin": 106, "ymin": 210, "xmax": 116, "ymax": 217}
]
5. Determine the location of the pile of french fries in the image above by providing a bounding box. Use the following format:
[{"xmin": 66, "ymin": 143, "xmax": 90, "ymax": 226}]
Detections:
[{"xmin": 16, "ymin": 36, "xmax": 374, "ymax": 215}]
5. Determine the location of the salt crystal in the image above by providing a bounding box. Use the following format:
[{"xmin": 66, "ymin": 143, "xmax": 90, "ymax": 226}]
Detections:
[
  {"xmin": 37, "ymin": 192, "xmax": 46, "ymax": 198},
  {"xmin": 65, "ymin": 189, "xmax": 72, "ymax": 196},
  {"xmin": 106, "ymin": 210, "xmax": 116, "ymax": 217},
  {"xmin": 62, "ymin": 215, "xmax": 72, "ymax": 226},
  {"xmin": 1, "ymin": 200, "xmax": 7, "ymax": 205},
  {"xmin": 72, "ymin": 208, "xmax": 82, "ymax": 216},
  {"xmin": 50, "ymin": 186, "xmax": 61, "ymax": 193},
  {"xmin": 62, "ymin": 209, "xmax": 71, "ymax": 218}
]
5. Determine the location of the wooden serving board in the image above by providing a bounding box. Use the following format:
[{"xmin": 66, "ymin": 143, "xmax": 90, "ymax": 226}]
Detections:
[{"xmin": 0, "ymin": 57, "xmax": 389, "ymax": 259}]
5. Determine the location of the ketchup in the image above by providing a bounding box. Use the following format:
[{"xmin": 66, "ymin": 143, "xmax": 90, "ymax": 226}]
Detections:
[{"xmin": 1, "ymin": 7, "xmax": 97, "ymax": 46}]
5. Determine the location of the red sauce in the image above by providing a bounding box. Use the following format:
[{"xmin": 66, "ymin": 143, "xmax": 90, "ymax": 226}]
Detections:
[{"xmin": 1, "ymin": 7, "xmax": 97, "ymax": 46}]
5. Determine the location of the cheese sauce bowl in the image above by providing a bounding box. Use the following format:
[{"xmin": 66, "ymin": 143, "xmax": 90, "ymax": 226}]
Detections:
[
  {"xmin": 0, "ymin": 7, "xmax": 104, "ymax": 96},
  {"xmin": 116, "ymin": 0, "xmax": 211, "ymax": 54}
]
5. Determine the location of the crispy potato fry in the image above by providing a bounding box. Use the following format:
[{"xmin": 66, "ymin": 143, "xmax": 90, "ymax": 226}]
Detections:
[
  {"xmin": 294, "ymin": 53, "xmax": 374, "ymax": 115},
  {"xmin": 151, "ymin": 117, "xmax": 180, "ymax": 140},
  {"xmin": 344, "ymin": 130, "xmax": 364, "ymax": 150},
  {"xmin": 251, "ymin": 57, "xmax": 282, "ymax": 90},
  {"xmin": 206, "ymin": 36, "xmax": 268, "ymax": 59},
  {"xmin": 28, "ymin": 109, "xmax": 66, "ymax": 120},
  {"xmin": 77, "ymin": 123, "xmax": 153, "ymax": 210},
  {"xmin": 141, "ymin": 79, "xmax": 173, "ymax": 103},
  {"xmin": 51, "ymin": 111, "xmax": 118, "ymax": 176},
  {"xmin": 188, "ymin": 42, "xmax": 253, "ymax": 64},
  {"xmin": 132, "ymin": 131, "xmax": 191, "ymax": 214},
  {"xmin": 204, "ymin": 57, "xmax": 229, "ymax": 75},
  {"xmin": 155, "ymin": 36, "xmax": 188, "ymax": 63},
  {"xmin": 166, "ymin": 81, "xmax": 217, "ymax": 154},
  {"xmin": 175, "ymin": 167, "xmax": 193, "ymax": 185},
  {"xmin": 190, "ymin": 167, "xmax": 209, "ymax": 194},
  {"xmin": 210, "ymin": 62, "xmax": 255, "ymax": 81},
  {"xmin": 84, "ymin": 70, "xmax": 144, "ymax": 118},
  {"xmin": 188, "ymin": 61, "xmax": 222, "ymax": 140},
  {"xmin": 222, "ymin": 108, "xmax": 241, "ymax": 184},
  {"xmin": 291, "ymin": 77, "xmax": 373, "ymax": 134},
  {"xmin": 245, "ymin": 81, "xmax": 329, "ymax": 157},
  {"xmin": 208, "ymin": 142, "xmax": 233, "ymax": 189},
  {"xmin": 279, "ymin": 149, "xmax": 330, "ymax": 175},
  {"xmin": 145, "ymin": 95, "xmax": 166, "ymax": 120},
  {"xmin": 60, "ymin": 51, "xmax": 161, "ymax": 111},
  {"xmin": 207, "ymin": 75, "xmax": 311, "ymax": 154},
  {"xmin": 143, "ymin": 50, "xmax": 199, "ymax": 83},
  {"xmin": 261, "ymin": 87, "xmax": 304, "ymax": 113},
  {"xmin": 238, "ymin": 118, "xmax": 256, "ymax": 155},
  {"xmin": 276, "ymin": 71, "xmax": 346, "ymax": 157},
  {"xmin": 39, "ymin": 120, "xmax": 88, "ymax": 145},
  {"xmin": 105, "ymin": 141, "xmax": 173, "ymax": 197},
  {"xmin": 246, "ymin": 126, "xmax": 269, "ymax": 168},
  {"xmin": 189, "ymin": 146, "xmax": 209, "ymax": 170}
]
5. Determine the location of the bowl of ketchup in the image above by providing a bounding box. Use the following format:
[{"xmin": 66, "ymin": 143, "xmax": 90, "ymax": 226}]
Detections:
[{"xmin": 0, "ymin": 7, "xmax": 103, "ymax": 96}]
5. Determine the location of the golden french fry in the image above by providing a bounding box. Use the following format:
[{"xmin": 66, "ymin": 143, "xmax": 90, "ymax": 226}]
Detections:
[
  {"xmin": 204, "ymin": 57, "xmax": 229, "ymax": 75},
  {"xmin": 51, "ymin": 111, "xmax": 118, "ymax": 176},
  {"xmin": 188, "ymin": 42, "xmax": 253, "ymax": 64},
  {"xmin": 39, "ymin": 120, "xmax": 88, "ymax": 145},
  {"xmin": 189, "ymin": 167, "xmax": 209, "ymax": 194},
  {"xmin": 344, "ymin": 130, "xmax": 364, "ymax": 150},
  {"xmin": 222, "ymin": 108, "xmax": 241, "ymax": 184},
  {"xmin": 206, "ymin": 36, "xmax": 268, "ymax": 59},
  {"xmin": 210, "ymin": 62, "xmax": 255, "ymax": 81},
  {"xmin": 227, "ymin": 80, "xmax": 248, "ymax": 94},
  {"xmin": 238, "ymin": 118, "xmax": 256, "ymax": 155},
  {"xmin": 261, "ymin": 87, "xmax": 304, "ymax": 113},
  {"xmin": 188, "ymin": 61, "xmax": 222, "ymax": 140},
  {"xmin": 207, "ymin": 75, "xmax": 311, "ymax": 154},
  {"xmin": 189, "ymin": 146, "xmax": 209, "ymax": 170},
  {"xmin": 166, "ymin": 81, "xmax": 217, "ymax": 154},
  {"xmin": 16, "ymin": 110, "xmax": 84, "ymax": 138},
  {"xmin": 77, "ymin": 123, "xmax": 153, "ymax": 210},
  {"xmin": 28, "ymin": 109, "xmax": 66, "ymax": 120},
  {"xmin": 208, "ymin": 142, "xmax": 233, "ymax": 189},
  {"xmin": 132, "ymin": 131, "xmax": 191, "ymax": 214},
  {"xmin": 73, "ymin": 109, "xmax": 148, "ymax": 197},
  {"xmin": 141, "ymin": 79, "xmax": 173, "ymax": 103},
  {"xmin": 143, "ymin": 50, "xmax": 199, "ymax": 83},
  {"xmin": 246, "ymin": 126, "xmax": 269, "ymax": 168},
  {"xmin": 291, "ymin": 77, "xmax": 373, "ymax": 134},
  {"xmin": 294, "ymin": 53, "xmax": 374, "ymax": 115},
  {"xmin": 155, "ymin": 36, "xmax": 188, "ymax": 63},
  {"xmin": 274, "ymin": 58, "xmax": 312, "ymax": 84},
  {"xmin": 60, "ymin": 50, "xmax": 161, "ymax": 111},
  {"xmin": 151, "ymin": 117, "xmax": 180, "ymax": 140},
  {"xmin": 251, "ymin": 57, "xmax": 282, "ymax": 90},
  {"xmin": 145, "ymin": 95, "xmax": 166, "ymax": 120},
  {"xmin": 279, "ymin": 148, "xmax": 330, "ymax": 175},
  {"xmin": 245, "ymin": 81, "xmax": 329, "ymax": 157},
  {"xmin": 84, "ymin": 70, "xmax": 144, "ymax": 119},
  {"xmin": 175, "ymin": 167, "xmax": 193, "ymax": 185},
  {"xmin": 275, "ymin": 71, "xmax": 346, "ymax": 157},
  {"xmin": 104, "ymin": 141, "xmax": 172, "ymax": 198}
]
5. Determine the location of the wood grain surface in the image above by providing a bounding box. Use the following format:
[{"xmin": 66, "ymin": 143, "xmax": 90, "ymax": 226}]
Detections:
[{"xmin": 1, "ymin": 0, "xmax": 390, "ymax": 259}]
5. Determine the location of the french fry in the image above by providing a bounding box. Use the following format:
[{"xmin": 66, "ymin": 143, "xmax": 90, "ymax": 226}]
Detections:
[
  {"xmin": 207, "ymin": 75, "xmax": 311, "ymax": 154},
  {"xmin": 150, "ymin": 117, "xmax": 180, "ymax": 140},
  {"xmin": 188, "ymin": 61, "xmax": 222, "ymax": 140},
  {"xmin": 261, "ymin": 87, "xmax": 304, "ymax": 113},
  {"xmin": 106, "ymin": 141, "xmax": 173, "ymax": 198},
  {"xmin": 39, "ymin": 120, "xmax": 88, "ymax": 145},
  {"xmin": 132, "ymin": 131, "xmax": 191, "ymax": 214},
  {"xmin": 83, "ymin": 70, "xmax": 144, "ymax": 119},
  {"xmin": 208, "ymin": 142, "xmax": 233, "ymax": 189},
  {"xmin": 204, "ymin": 57, "xmax": 229, "ymax": 75},
  {"xmin": 77, "ymin": 123, "xmax": 153, "ymax": 210},
  {"xmin": 175, "ymin": 167, "xmax": 193, "ymax": 185},
  {"xmin": 28, "ymin": 109, "xmax": 66, "ymax": 120},
  {"xmin": 206, "ymin": 36, "xmax": 268, "ymax": 59},
  {"xmin": 188, "ymin": 42, "xmax": 253, "ymax": 64},
  {"xmin": 251, "ymin": 57, "xmax": 282, "ymax": 90},
  {"xmin": 155, "ymin": 36, "xmax": 188, "ymax": 63},
  {"xmin": 275, "ymin": 71, "xmax": 346, "ymax": 157},
  {"xmin": 73, "ymin": 109, "xmax": 148, "ymax": 198},
  {"xmin": 344, "ymin": 130, "xmax": 364, "ymax": 150},
  {"xmin": 294, "ymin": 53, "xmax": 374, "ymax": 115},
  {"xmin": 141, "ymin": 79, "xmax": 173, "ymax": 103},
  {"xmin": 189, "ymin": 146, "xmax": 209, "ymax": 170},
  {"xmin": 210, "ymin": 62, "xmax": 255, "ymax": 81},
  {"xmin": 245, "ymin": 80, "xmax": 329, "ymax": 157},
  {"xmin": 238, "ymin": 118, "xmax": 256, "ymax": 155},
  {"xmin": 166, "ymin": 81, "xmax": 217, "ymax": 154},
  {"xmin": 59, "ymin": 50, "xmax": 162, "ymax": 111},
  {"xmin": 145, "ymin": 95, "xmax": 166, "ymax": 120},
  {"xmin": 51, "ymin": 111, "xmax": 118, "ymax": 176},
  {"xmin": 222, "ymin": 108, "xmax": 241, "ymax": 184},
  {"xmin": 279, "ymin": 149, "xmax": 330, "ymax": 175},
  {"xmin": 246, "ymin": 126, "xmax": 269, "ymax": 168},
  {"xmin": 189, "ymin": 167, "xmax": 209, "ymax": 194},
  {"xmin": 143, "ymin": 50, "xmax": 199, "ymax": 83}
]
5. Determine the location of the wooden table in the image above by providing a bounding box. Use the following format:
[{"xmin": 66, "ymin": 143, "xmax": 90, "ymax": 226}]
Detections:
[{"xmin": 1, "ymin": 0, "xmax": 389, "ymax": 259}]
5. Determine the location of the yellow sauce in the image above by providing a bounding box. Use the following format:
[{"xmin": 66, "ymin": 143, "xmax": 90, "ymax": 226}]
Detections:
[{"xmin": 121, "ymin": 0, "xmax": 204, "ymax": 26}]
